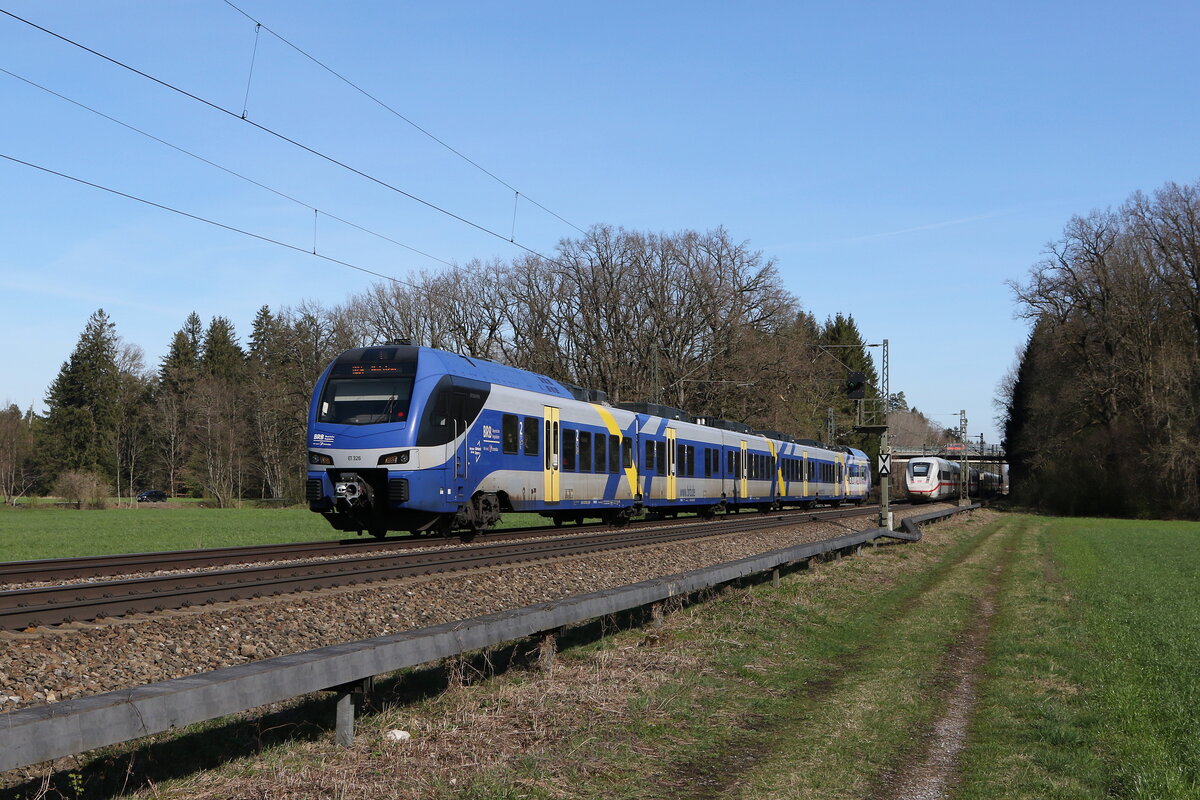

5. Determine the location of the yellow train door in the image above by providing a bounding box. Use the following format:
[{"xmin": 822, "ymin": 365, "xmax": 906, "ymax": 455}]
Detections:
[
  {"xmin": 543, "ymin": 406, "xmax": 560, "ymax": 503},
  {"xmin": 739, "ymin": 440, "xmax": 748, "ymax": 499}
]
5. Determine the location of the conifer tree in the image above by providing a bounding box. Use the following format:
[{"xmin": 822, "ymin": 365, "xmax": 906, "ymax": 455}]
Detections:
[
  {"xmin": 43, "ymin": 309, "xmax": 120, "ymax": 477},
  {"xmin": 200, "ymin": 316, "xmax": 245, "ymax": 381}
]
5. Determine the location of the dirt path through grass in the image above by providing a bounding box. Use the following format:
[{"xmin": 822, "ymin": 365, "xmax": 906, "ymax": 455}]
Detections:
[
  {"xmin": 878, "ymin": 527, "xmax": 1016, "ymax": 800},
  {"xmin": 719, "ymin": 516, "xmax": 1015, "ymax": 800}
]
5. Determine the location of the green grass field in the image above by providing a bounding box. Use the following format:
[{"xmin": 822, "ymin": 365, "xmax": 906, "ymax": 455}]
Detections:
[
  {"xmin": 959, "ymin": 516, "xmax": 1200, "ymax": 799},
  {"xmin": 0, "ymin": 505, "xmax": 549, "ymax": 562}
]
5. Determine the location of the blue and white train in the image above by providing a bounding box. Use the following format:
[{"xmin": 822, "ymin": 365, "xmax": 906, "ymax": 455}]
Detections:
[{"xmin": 305, "ymin": 344, "xmax": 871, "ymax": 537}]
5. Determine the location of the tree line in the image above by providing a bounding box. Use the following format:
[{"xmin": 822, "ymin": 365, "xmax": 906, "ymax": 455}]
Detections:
[
  {"xmin": 1002, "ymin": 179, "xmax": 1200, "ymax": 518},
  {"xmin": 2, "ymin": 225, "xmax": 940, "ymax": 507}
]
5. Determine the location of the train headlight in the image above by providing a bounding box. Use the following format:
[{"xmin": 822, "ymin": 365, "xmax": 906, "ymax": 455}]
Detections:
[
  {"xmin": 308, "ymin": 451, "xmax": 334, "ymax": 466},
  {"xmin": 378, "ymin": 450, "xmax": 410, "ymax": 466}
]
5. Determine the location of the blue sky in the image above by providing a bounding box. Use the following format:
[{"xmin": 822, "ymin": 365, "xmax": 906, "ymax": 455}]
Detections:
[{"xmin": 1, "ymin": 1, "xmax": 1197, "ymax": 443}]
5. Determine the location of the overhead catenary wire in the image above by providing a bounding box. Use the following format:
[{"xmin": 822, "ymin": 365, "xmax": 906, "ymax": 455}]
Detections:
[
  {"xmin": 0, "ymin": 65, "xmax": 455, "ymax": 268},
  {"xmin": 0, "ymin": 150, "xmax": 460, "ymax": 296},
  {"xmin": 219, "ymin": 0, "xmax": 588, "ymax": 237},
  {"xmin": 0, "ymin": 8, "xmax": 560, "ymax": 263}
]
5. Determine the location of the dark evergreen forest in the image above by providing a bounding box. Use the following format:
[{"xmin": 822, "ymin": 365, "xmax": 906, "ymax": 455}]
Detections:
[{"xmin": 1002, "ymin": 180, "xmax": 1200, "ymax": 518}]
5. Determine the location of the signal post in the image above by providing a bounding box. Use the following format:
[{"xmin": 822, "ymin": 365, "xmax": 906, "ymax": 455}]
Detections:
[{"xmin": 850, "ymin": 339, "xmax": 891, "ymax": 530}]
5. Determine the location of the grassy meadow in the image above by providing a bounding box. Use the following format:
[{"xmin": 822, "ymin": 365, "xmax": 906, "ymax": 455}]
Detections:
[
  {"xmin": 0, "ymin": 503, "xmax": 552, "ymax": 562},
  {"xmin": 959, "ymin": 516, "xmax": 1200, "ymax": 799}
]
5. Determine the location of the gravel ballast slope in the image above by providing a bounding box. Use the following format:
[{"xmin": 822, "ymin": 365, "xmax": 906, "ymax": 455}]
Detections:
[{"xmin": 0, "ymin": 507, "xmax": 949, "ymax": 712}]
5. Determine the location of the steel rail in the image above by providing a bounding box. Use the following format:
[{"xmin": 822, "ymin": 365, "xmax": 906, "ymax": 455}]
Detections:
[{"xmin": 0, "ymin": 507, "xmax": 877, "ymax": 630}]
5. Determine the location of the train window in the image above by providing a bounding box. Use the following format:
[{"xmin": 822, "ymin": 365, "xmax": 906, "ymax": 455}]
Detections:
[
  {"xmin": 622, "ymin": 437, "xmax": 633, "ymax": 469},
  {"xmin": 609, "ymin": 435, "xmax": 620, "ymax": 473},
  {"xmin": 501, "ymin": 414, "xmax": 519, "ymax": 454},
  {"xmin": 319, "ymin": 375, "xmax": 415, "ymax": 426},
  {"xmin": 594, "ymin": 433, "xmax": 607, "ymax": 473},
  {"xmin": 562, "ymin": 429, "xmax": 577, "ymax": 471},
  {"xmin": 544, "ymin": 421, "xmax": 551, "ymax": 469},
  {"xmin": 645, "ymin": 441, "xmax": 655, "ymax": 472},
  {"xmin": 704, "ymin": 448, "xmax": 712, "ymax": 478},
  {"xmin": 415, "ymin": 377, "xmax": 491, "ymax": 446},
  {"xmin": 676, "ymin": 443, "xmax": 685, "ymax": 475},
  {"xmin": 912, "ymin": 462, "xmax": 929, "ymax": 477},
  {"xmin": 657, "ymin": 441, "xmax": 667, "ymax": 474},
  {"xmin": 727, "ymin": 451, "xmax": 734, "ymax": 474},
  {"xmin": 579, "ymin": 431, "xmax": 592, "ymax": 473},
  {"xmin": 733, "ymin": 451, "xmax": 741, "ymax": 478},
  {"xmin": 686, "ymin": 445, "xmax": 695, "ymax": 477},
  {"xmin": 525, "ymin": 417, "xmax": 539, "ymax": 456}
]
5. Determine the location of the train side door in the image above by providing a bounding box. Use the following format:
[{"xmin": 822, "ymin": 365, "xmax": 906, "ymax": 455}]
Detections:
[
  {"xmin": 665, "ymin": 428, "xmax": 678, "ymax": 501},
  {"xmin": 739, "ymin": 440, "xmax": 748, "ymax": 499},
  {"xmin": 802, "ymin": 450, "xmax": 809, "ymax": 497},
  {"xmin": 440, "ymin": 388, "xmax": 470, "ymax": 502},
  {"xmin": 835, "ymin": 453, "xmax": 844, "ymax": 499},
  {"xmin": 543, "ymin": 406, "xmax": 560, "ymax": 503}
]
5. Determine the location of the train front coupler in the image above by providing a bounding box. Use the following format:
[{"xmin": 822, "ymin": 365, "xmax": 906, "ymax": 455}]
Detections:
[{"xmin": 333, "ymin": 472, "xmax": 375, "ymax": 515}]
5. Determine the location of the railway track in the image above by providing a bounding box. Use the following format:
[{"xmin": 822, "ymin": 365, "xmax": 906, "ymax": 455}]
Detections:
[
  {"xmin": 0, "ymin": 505, "xmax": 881, "ymax": 630},
  {"xmin": 0, "ymin": 504, "xmax": 888, "ymax": 584}
]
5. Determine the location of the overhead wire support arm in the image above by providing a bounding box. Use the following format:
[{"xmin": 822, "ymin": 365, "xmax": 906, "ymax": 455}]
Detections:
[{"xmin": 240, "ymin": 22, "xmax": 261, "ymax": 119}]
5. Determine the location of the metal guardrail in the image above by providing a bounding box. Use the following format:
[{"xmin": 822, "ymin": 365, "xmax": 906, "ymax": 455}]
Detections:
[{"xmin": 0, "ymin": 507, "xmax": 976, "ymax": 774}]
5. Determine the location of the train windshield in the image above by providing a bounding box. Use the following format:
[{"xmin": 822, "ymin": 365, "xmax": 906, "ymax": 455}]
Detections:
[
  {"xmin": 318, "ymin": 377, "xmax": 414, "ymax": 425},
  {"xmin": 911, "ymin": 462, "xmax": 930, "ymax": 477}
]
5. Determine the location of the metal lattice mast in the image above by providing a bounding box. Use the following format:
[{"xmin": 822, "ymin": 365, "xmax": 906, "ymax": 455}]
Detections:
[
  {"xmin": 958, "ymin": 409, "xmax": 968, "ymax": 505},
  {"xmin": 879, "ymin": 339, "xmax": 890, "ymax": 527}
]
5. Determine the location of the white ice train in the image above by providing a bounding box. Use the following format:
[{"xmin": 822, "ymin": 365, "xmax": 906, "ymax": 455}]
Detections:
[
  {"xmin": 905, "ymin": 456, "xmax": 967, "ymax": 503},
  {"xmin": 905, "ymin": 456, "xmax": 1004, "ymax": 503}
]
